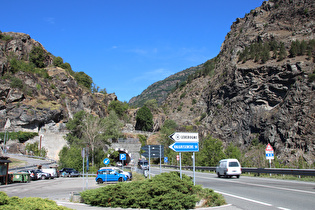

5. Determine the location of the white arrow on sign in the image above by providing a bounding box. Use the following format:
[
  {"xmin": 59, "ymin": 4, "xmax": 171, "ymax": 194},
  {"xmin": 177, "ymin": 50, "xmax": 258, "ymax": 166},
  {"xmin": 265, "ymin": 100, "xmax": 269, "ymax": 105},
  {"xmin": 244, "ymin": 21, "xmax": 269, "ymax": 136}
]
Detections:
[{"xmin": 169, "ymin": 132, "xmax": 199, "ymax": 142}]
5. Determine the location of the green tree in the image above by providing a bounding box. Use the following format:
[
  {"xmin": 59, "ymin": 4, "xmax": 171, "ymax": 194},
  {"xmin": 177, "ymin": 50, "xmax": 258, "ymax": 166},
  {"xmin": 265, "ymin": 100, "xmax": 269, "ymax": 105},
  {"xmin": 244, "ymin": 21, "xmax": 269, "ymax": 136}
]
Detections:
[
  {"xmin": 74, "ymin": 71, "xmax": 93, "ymax": 90},
  {"xmin": 60, "ymin": 62, "xmax": 74, "ymax": 74},
  {"xmin": 108, "ymin": 100, "xmax": 129, "ymax": 119},
  {"xmin": 29, "ymin": 46, "xmax": 46, "ymax": 68},
  {"xmin": 196, "ymin": 135, "xmax": 225, "ymax": 166},
  {"xmin": 158, "ymin": 119, "xmax": 178, "ymax": 162},
  {"xmin": 58, "ymin": 145, "xmax": 82, "ymax": 171},
  {"xmin": 278, "ymin": 42, "xmax": 287, "ymax": 61},
  {"xmin": 81, "ymin": 113, "xmax": 111, "ymax": 166},
  {"xmin": 53, "ymin": 56, "xmax": 63, "ymax": 67},
  {"xmin": 289, "ymin": 40, "xmax": 299, "ymax": 57},
  {"xmin": 135, "ymin": 106, "xmax": 153, "ymax": 131},
  {"xmin": 65, "ymin": 110, "xmax": 86, "ymax": 145},
  {"xmin": 225, "ymin": 143, "xmax": 242, "ymax": 160},
  {"xmin": 104, "ymin": 110, "xmax": 123, "ymax": 140}
]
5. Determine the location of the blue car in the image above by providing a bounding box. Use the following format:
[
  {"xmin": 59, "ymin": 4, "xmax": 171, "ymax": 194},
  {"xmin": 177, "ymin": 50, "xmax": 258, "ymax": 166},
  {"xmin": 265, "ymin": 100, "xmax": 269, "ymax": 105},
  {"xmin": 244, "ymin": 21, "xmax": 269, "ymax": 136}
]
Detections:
[{"xmin": 96, "ymin": 168, "xmax": 127, "ymax": 184}]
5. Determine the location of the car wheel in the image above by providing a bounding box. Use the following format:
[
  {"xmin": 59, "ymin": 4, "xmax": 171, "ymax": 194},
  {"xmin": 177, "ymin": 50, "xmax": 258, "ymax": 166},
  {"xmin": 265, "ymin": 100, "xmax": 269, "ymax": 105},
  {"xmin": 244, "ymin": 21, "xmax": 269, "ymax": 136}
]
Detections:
[
  {"xmin": 236, "ymin": 175, "xmax": 240, "ymax": 178},
  {"xmin": 97, "ymin": 178, "xmax": 103, "ymax": 184},
  {"xmin": 41, "ymin": 175, "xmax": 46, "ymax": 180},
  {"xmin": 118, "ymin": 177, "xmax": 124, "ymax": 182},
  {"xmin": 217, "ymin": 172, "xmax": 221, "ymax": 178}
]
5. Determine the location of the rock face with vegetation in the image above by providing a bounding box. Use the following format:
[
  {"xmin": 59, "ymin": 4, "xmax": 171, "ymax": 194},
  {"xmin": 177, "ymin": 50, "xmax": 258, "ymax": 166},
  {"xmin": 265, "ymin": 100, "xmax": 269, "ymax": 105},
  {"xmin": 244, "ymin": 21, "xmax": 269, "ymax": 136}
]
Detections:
[
  {"xmin": 0, "ymin": 32, "xmax": 117, "ymax": 158},
  {"xmin": 129, "ymin": 65, "xmax": 202, "ymax": 107},
  {"xmin": 159, "ymin": 0, "xmax": 315, "ymax": 166}
]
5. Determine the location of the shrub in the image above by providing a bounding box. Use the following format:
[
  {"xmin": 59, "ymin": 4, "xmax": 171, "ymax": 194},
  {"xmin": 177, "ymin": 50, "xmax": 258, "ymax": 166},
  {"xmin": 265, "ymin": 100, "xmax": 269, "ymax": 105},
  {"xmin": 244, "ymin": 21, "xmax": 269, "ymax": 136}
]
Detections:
[
  {"xmin": 25, "ymin": 142, "xmax": 47, "ymax": 157},
  {"xmin": 80, "ymin": 172, "xmax": 225, "ymax": 209},
  {"xmin": 0, "ymin": 192, "xmax": 69, "ymax": 209},
  {"xmin": 53, "ymin": 56, "xmax": 63, "ymax": 67},
  {"xmin": 29, "ymin": 46, "xmax": 46, "ymax": 68},
  {"xmin": 10, "ymin": 77, "xmax": 23, "ymax": 89},
  {"xmin": 74, "ymin": 71, "xmax": 93, "ymax": 90}
]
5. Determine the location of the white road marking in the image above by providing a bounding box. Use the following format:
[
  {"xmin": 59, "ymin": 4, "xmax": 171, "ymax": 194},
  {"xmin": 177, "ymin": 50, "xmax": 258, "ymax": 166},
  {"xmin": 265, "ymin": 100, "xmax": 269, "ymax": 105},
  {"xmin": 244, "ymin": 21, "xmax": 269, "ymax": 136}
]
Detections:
[{"xmin": 215, "ymin": 190, "xmax": 273, "ymax": 207}]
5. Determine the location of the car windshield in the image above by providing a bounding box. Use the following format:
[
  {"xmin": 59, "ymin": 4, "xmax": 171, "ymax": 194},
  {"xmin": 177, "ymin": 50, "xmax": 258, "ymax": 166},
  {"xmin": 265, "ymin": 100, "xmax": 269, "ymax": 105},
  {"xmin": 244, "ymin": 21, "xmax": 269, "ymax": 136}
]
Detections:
[{"xmin": 229, "ymin": 162, "xmax": 239, "ymax": 167}]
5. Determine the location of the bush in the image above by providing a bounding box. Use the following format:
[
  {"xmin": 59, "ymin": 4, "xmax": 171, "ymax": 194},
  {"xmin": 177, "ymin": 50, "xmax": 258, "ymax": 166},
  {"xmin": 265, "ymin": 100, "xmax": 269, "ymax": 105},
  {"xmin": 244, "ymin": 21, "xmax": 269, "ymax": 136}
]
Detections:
[
  {"xmin": 0, "ymin": 192, "xmax": 69, "ymax": 209},
  {"xmin": 80, "ymin": 172, "xmax": 225, "ymax": 209},
  {"xmin": 29, "ymin": 46, "xmax": 46, "ymax": 68},
  {"xmin": 74, "ymin": 71, "xmax": 93, "ymax": 90},
  {"xmin": 10, "ymin": 77, "xmax": 23, "ymax": 89},
  {"xmin": 53, "ymin": 56, "xmax": 63, "ymax": 67},
  {"xmin": 135, "ymin": 105, "xmax": 153, "ymax": 131}
]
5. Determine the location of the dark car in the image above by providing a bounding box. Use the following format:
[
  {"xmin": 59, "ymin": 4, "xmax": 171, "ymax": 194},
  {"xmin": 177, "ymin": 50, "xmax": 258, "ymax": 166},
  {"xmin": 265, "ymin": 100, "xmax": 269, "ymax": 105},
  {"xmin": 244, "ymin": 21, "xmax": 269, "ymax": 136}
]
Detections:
[
  {"xmin": 19, "ymin": 170, "xmax": 38, "ymax": 181},
  {"xmin": 137, "ymin": 159, "xmax": 149, "ymax": 170},
  {"xmin": 59, "ymin": 168, "xmax": 80, "ymax": 177}
]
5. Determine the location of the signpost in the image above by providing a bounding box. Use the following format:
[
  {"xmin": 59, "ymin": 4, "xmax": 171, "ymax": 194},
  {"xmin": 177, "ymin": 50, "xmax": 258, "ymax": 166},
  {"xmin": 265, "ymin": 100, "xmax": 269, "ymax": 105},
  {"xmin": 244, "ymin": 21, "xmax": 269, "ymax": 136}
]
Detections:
[
  {"xmin": 169, "ymin": 142, "xmax": 199, "ymax": 152},
  {"xmin": 265, "ymin": 143, "xmax": 274, "ymax": 169},
  {"xmin": 141, "ymin": 145, "xmax": 164, "ymax": 178},
  {"xmin": 103, "ymin": 158, "xmax": 110, "ymax": 165},
  {"xmin": 120, "ymin": 154, "xmax": 126, "ymax": 168},
  {"xmin": 168, "ymin": 132, "xmax": 199, "ymax": 185},
  {"xmin": 169, "ymin": 132, "xmax": 199, "ymax": 142}
]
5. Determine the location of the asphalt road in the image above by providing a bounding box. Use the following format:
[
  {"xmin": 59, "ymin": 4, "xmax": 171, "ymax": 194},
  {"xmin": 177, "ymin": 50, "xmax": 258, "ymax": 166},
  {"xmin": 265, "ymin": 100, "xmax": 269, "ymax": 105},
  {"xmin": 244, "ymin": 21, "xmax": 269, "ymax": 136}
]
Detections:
[
  {"xmin": 150, "ymin": 167, "xmax": 315, "ymax": 210},
  {"xmin": 4, "ymin": 154, "xmax": 315, "ymax": 210}
]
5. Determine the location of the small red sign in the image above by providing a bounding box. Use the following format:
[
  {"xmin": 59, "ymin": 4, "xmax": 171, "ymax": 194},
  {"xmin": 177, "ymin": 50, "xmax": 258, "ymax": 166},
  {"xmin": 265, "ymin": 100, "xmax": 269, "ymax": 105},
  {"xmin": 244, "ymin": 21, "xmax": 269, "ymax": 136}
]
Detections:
[
  {"xmin": 266, "ymin": 143, "xmax": 274, "ymax": 151},
  {"xmin": 176, "ymin": 155, "xmax": 180, "ymax": 161}
]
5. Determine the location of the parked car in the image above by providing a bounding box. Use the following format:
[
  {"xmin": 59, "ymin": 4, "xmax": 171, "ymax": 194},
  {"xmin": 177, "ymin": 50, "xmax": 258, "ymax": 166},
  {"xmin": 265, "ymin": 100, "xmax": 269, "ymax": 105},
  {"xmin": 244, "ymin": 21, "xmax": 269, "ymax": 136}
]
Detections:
[
  {"xmin": 215, "ymin": 159, "xmax": 242, "ymax": 178},
  {"xmin": 41, "ymin": 168, "xmax": 58, "ymax": 179},
  {"xmin": 137, "ymin": 159, "xmax": 149, "ymax": 170},
  {"xmin": 35, "ymin": 169, "xmax": 51, "ymax": 180},
  {"xmin": 96, "ymin": 168, "xmax": 127, "ymax": 184},
  {"xmin": 19, "ymin": 170, "xmax": 38, "ymax": 181},
  {"xmin": 100, "ymin": 167, "xmax": 132, "ymax": 180},
  {"xmin": 59, "ymin": 168, "xmax": 80, "ymax": 177}
]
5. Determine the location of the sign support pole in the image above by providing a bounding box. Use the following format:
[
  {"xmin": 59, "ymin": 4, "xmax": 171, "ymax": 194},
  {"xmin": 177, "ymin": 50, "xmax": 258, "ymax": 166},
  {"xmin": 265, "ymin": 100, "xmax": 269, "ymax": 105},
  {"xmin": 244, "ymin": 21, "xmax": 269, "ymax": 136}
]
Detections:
[
  {"xmin": 179, "ymin": 152, "xmax": 182, "ymax": 179},
  {"xmin": 149, "ymin": 145, "xmax": 151, "ymax": 179},
  {"xmin": 160, "ymin": 145, "xmax": 162, "ymax": 174},
  {"xmin": 193, "ymin": 152, "xmax": 195, "ymax": 185},
  {"xmin": 82, "ymin": 148, "xmax": 85, "ymax": 191}
]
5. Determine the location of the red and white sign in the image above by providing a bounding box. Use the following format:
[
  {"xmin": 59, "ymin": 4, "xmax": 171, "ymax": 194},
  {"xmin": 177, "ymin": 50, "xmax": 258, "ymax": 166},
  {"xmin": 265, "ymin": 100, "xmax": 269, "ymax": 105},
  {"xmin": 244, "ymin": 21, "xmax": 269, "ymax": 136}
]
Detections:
[
  {"xmin": 265, "ymin": 143, "xmax": 274, "ymax": 152},
  {"xmin": 265, "ymin": 143, "xmax": 274, "ymax": 160},
  {"xmin": 176, "ymin": 155, "xmax": 180, "ymax": 161}
]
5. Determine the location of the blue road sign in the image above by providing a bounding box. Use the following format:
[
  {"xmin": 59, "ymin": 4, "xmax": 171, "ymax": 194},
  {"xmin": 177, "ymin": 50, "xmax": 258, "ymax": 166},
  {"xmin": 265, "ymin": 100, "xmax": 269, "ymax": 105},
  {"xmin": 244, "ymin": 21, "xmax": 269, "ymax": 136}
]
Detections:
[
  {"xmin": 164, "ymin": 157, "xmax": 168, "ymax": 163},
  {"xmin": 169, "ymin": 142, "xmax": 199, "ymax": 152},
  {"xmin": 103, "ymin": 158, "xmax": 110, "ymax": 165},
  {"xmin": 120, "ymin": 153, "xmax": 126, "ymax": 160}
]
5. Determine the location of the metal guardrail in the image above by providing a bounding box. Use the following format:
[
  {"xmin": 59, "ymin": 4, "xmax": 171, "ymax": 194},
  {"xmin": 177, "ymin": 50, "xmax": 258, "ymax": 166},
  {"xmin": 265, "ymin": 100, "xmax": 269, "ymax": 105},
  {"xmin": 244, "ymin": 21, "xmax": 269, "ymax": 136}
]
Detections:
[{"xmin": 157, "ymin": 165, "xmax": 315, "ymax": 176}]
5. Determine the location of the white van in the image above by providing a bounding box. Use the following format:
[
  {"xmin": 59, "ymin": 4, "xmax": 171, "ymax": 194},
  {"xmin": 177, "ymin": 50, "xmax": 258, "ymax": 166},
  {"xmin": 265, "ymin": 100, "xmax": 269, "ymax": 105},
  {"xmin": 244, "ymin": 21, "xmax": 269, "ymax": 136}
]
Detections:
[
  {"xmin": 215, "ymin": 159, "xmax": 241, "ymax": 178},
  {"xmin": 41, "ymin": 168, "xmax": 58, "ymax": 179}
]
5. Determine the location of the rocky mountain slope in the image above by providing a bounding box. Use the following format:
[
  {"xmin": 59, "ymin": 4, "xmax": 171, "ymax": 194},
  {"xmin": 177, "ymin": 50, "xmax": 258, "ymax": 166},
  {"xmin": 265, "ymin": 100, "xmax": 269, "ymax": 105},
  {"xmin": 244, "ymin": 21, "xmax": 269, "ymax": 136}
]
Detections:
[
  {"xmin": 129, "ymin": 65, "xmax": 203, "ymax": 107},
  {"xmin": 0, "ymin": 32, "xmax": 117, "ymax": 158},
  {"xmin": 161, "ymin": 0, "xmax": 315, "ymax": 166}
]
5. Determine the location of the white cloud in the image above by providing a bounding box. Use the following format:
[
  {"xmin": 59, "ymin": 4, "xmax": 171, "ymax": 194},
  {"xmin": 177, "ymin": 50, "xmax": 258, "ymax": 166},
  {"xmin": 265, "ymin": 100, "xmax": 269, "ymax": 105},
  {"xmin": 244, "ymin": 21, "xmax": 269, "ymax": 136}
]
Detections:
[
  {"xmin": 132, "ymin": 68, "xmax": 173, "ymax": 83},
  {"xmin": 44, "ymin": 17, "xmax": 55, "ymax": 24}
]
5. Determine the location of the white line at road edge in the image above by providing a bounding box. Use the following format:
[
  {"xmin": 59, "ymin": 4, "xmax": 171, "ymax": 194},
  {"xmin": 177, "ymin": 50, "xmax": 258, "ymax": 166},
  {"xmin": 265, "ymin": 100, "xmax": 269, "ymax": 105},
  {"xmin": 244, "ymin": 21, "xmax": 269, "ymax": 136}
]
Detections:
[
  {"xmin": 214, "ymin": 190, "xmax": 291, "ymax": 210},
  {"xmin": 215, "ymin": 190, "xmax": 273, "ymax": 207}
]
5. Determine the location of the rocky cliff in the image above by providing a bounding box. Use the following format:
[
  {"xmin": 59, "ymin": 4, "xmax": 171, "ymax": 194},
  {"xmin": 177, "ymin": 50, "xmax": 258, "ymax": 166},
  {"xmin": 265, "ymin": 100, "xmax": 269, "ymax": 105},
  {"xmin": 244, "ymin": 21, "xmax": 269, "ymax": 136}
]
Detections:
[
  {"xmin": 162, "ymin": 0, "xmax": 315, "ymax": 166},
  {"xmin": 0, "ymin": 32, "xmax": 117, "ymax": 159}
]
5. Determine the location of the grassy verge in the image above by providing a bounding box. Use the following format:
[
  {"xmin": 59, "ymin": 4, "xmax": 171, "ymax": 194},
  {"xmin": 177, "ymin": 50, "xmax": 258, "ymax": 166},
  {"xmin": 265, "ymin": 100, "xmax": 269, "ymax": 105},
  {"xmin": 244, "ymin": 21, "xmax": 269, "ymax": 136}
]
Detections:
[{"xmin": 8, "ymin": 158, "xmax": 27, "ymax": 169}]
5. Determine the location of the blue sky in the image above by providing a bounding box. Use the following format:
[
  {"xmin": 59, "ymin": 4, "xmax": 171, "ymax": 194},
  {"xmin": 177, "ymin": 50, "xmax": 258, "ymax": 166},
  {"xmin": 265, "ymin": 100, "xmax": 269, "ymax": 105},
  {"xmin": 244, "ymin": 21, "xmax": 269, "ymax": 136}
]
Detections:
[{"xmin": 1, "ymin": 0, "xmax": 265, "ymax": 102}]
